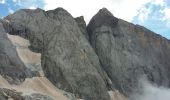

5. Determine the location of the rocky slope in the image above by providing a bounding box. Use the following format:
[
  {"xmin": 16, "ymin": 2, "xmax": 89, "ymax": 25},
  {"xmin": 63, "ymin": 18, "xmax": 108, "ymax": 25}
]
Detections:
[
  {"xmin": 87, "ymin": 8, "xmax": 170, "ymax": 96},
  {"xmin": 0, "ymin": 29, "xmax": 73, "ymax": 100},
  {"xmin": 0, "ymin": 20, "xmax": 36, "ymax": 84},
  {"xmin": 0, "ymin": 7, "xmax": 170, "ymax": 100},
  {"xmin": 2, "ymin": 8, "xmax": 111, "ymax": 100}
]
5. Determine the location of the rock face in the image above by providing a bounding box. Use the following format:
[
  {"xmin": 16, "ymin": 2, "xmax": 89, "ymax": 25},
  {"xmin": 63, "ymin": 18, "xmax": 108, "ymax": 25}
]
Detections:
[
  {"xmin": 87, "ymin": 8, "xmax": 170, "ymax": 96},
  {"xmin": 7, "ymin": 33, "xmax": 43, "ymax": 76},
  {"xmin": 2, "ymin": 9, "xmax": 44, "ymax": 53},
  {"xmin": 2, "ymin": 7, "xmax": 170, "ymax": 100},
  {"xmin": 75, "ymin": 16, "xmax": 89, "ymax": 40},
  {"xmin": 4, "ymin": 8, "xmax": 111, "ymax": 100},
  {"xmin": 0, "ymin": 20, "xmax": 34, "ymax": 84}
]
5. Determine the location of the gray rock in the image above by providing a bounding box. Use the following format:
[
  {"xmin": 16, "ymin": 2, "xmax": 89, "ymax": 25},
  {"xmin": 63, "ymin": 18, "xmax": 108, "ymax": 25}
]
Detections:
[
  {"xmin": 24, "ymin": 93, "xmax": 54, "ymax": 100},
  {"xmin": 4, "ymin": 8, "xmax": 111, "ymax": 100},
  {"xmin": 0, "ymin": 88, "xmax": 24, "ymax": 100},
  {"xmin": 0, "ymin": 20, "xmax": 34, "ymax": 84},
  {"xmin": 5, "ymin": 7, "xmax": 170, "ymax": 99},
  {"xmin": 87, "ymin": 8, "xmax": 170, "ymax": 96},
  {"xmin": 75, "ymin": 16, "xmax": 89, "ymax": 40},
  {"xmin": 0, "ymin": 88, "xmax": 54, "ymax": 100},
  {"xmin": 3, "ymin": 9, "xmax": 44, "ymax": 53}
]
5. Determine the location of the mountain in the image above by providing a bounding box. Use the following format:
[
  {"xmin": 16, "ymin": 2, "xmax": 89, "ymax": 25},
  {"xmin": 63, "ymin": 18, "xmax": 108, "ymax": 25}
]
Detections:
[
  {"xmin": 0, "ymin": 7, "xmax": 169, "ymax": 100},
  {"xmin": 87, "ymin": 8, "xmax": 170, "ymax": 96}
]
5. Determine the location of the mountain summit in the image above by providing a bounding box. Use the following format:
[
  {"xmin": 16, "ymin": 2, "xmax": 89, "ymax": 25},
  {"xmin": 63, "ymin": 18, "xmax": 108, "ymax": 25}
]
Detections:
[{"xmin": 0, "ymin": 7, "xmax": 169, "ymax": 100}]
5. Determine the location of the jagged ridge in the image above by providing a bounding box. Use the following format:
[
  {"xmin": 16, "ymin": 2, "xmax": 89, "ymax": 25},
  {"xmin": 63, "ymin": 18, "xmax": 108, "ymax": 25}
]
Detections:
[{"xmin": 0, "ymin": 7, "xmax": 170, "ymax": 100}]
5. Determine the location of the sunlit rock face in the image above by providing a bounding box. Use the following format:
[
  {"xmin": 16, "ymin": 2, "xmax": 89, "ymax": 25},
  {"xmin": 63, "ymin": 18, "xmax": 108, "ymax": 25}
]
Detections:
[{"xmin": 87, "ymin": 8, "xmax": 170, "ymax": 96}]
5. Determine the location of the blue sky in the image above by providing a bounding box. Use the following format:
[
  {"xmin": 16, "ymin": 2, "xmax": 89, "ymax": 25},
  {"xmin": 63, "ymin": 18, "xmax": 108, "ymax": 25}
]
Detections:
[
  {"xmin": 133, "ymin": 1, "xmax": 170, "ymax": 39},
  {"xmin": 0, "ymin": 0, "xmax": 169, "ymax": 39}
]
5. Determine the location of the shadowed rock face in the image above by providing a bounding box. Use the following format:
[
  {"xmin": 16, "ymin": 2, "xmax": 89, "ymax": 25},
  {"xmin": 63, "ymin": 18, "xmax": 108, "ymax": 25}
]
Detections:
[
  {"xmin": 0, "ymin": 20, "xmax": 35, "ymax": 84},
  {"xmin": 3, "ymin": 8, "xmax": 111, "ymax": 100},
  {"xmin": 87, "ymin": 8, "xmax": 170, "ymax": 96},
  {"xmin": 75, "ymin": 16, "xmax": 89, "ymax": 40}
]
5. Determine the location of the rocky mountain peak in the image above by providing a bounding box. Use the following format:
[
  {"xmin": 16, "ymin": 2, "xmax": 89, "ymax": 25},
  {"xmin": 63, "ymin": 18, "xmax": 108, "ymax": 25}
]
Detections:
[
  {"xmin": 87, "ymin": 7, "xmax": 170, "ymax": 97},
  {"xmin": 75, "ymin": 16, "xmax": 89, "ymax": 39},
  {"xmin": 47, "ymin": 7, "xmax": 72, "ymax": 17},
  {"xmin": 0, "ymin": 7, "xmax": 170, "ymax": 100},
  {"xmin": 98, "ymin": 7, "xmax": 113, "ymax": 16},
  {"xmin": 87, "ymin": 7, "xmax": 118, "ymax": 34}
]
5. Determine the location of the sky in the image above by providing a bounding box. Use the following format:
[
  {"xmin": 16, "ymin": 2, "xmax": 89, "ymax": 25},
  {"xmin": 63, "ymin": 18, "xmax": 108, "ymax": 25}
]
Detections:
[{"xmin": 0, "ymin": 0, "xmax": 169, "ymax": 39}]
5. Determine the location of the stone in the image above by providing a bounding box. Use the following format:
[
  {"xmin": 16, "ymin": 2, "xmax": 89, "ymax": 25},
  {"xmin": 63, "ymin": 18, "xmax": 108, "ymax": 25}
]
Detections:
[
  {"xmin": 75, "ymin": 16, "xmax": 89, "ymax": 40},
  {"xmin": 0, "ymin": 20, "xmax": 34, "ymax": 84},
  {"xmin": 4, "ymin": 8, "xmax": 111, "ymax": 100},
  {"xmin": 4, "ymin": 6, "xmax": 170, "ymax": 99},
  {"xmin": 87, "ymin": 8, "xmax": 170, "ymax": 96},
  {"xmin": 0, "ymin": 88, "xmax": 54, "ymax": 100},
  {"xmin": 24, "ymin": 93, "xmax": 54, "ymax": 100}
]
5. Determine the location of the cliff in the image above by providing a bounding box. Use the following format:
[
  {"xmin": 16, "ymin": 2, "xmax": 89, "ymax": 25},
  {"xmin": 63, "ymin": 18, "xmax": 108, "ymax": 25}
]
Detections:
[{"xmin": 0, "ymin": 7, "xmax": 169, "ymax": 100}]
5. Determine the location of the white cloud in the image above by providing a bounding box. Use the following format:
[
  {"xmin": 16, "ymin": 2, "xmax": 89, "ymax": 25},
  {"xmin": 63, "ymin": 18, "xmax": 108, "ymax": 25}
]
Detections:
[
  {"xmin": 12, "ymin": 0, "xmax": 17, "ymax": 3},
  {"xmin": 44, "ymin": 0, "xmax": 113, "ymax": 23},
  {"xmin": 43, "ymin": 0, "xmax": 156, "ymax": 23},
  {"xmin": 134, "ymin": 0, "xmax": 170, "ymax": 24},
  {"xmin": 12, "ymin": 0, "xmax": 22, "ymax": 5},
  {"xmin": 131, "ymin": 78, "xmax": 170, "ymax": 100},
  {"xmin": 151, "ymin": 0, "xmax": 166, "ymax": 6},
  {"xmin": 137, "ymin": 7, "xmax": 151, "ymax": 22},
  {"xmin": 0, "ymin": 0, "xmax": 6, "ymax": 4},
  {"xmin": 29, "ymin": 6, "xmax": 36, "ymax": 9},
  {"xmin": 8, "ymin": 8, "xmax": 14, "ymax": 14},
  {"xmin": 112, "ymin": 0, "xmax": 152, "ymax": 22},
  {"xmin": 43, "ymin": 0, "xmax": 170, "ymax": 25},
  {"xmin": 13, "ymin": 0, "xmax": 43, "ymax": 9},
  {"xmin": 161, "ymin": 7, "xmax": 170, "ymax": 27}
]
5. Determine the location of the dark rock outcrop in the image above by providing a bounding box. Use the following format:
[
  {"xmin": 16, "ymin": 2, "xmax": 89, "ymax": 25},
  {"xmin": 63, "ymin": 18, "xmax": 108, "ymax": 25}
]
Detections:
[
  {"xmin": 87, "ymin": 8, "xmax": 170, "ymax": 96},
  {"xmin": 75, "ymin": 16, "xmax": 89, "ymax": 40},
  {"xmin": 4, "ymin": 8, "xmax": 111, "ymax": 100},
  {"xmin": 0, "ymin": 88, "xmax": 24, "ymax": 100},
  {"xmin": 0, "ymin": 20, "xmax": 34, "ymax": 84}
]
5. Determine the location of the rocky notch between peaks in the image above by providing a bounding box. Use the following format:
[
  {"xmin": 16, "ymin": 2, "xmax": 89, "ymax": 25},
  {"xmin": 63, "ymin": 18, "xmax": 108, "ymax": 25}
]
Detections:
[{"xmin": 0, "ymin": 7, "xmax": 170, "ymax": 100}]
